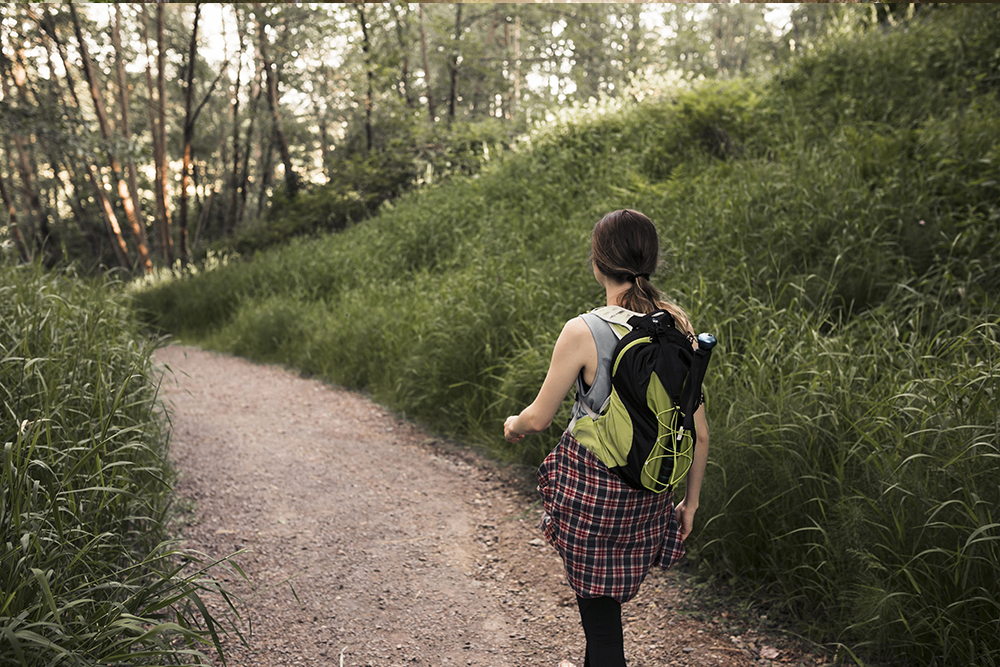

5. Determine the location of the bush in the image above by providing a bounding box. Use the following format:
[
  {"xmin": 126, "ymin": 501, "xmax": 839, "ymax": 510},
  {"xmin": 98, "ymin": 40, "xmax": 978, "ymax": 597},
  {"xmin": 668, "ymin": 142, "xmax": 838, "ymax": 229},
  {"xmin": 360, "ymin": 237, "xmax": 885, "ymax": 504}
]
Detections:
[
  {"xmin": 203, "ymin": 117, "xmax": 516, "ymax": 259},
  {"xmin": 1, "ymin": 263, "xmax": 240, "ymax": 665}
]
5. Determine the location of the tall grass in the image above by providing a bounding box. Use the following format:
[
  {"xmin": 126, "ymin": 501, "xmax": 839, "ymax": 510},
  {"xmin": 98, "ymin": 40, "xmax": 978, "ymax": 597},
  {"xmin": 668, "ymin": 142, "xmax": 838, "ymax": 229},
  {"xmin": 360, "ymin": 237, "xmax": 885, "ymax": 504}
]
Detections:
[
  {"xmin": 1, "ymin": 263, "xmax": 242, "ymax": 666},
  {"xmin": 697, "ymin": 278, "xmax": 999, "ymax": 665},
  {"xmin": 131, "ymin": 6, "xmax": 1000, "ymax": 665}
]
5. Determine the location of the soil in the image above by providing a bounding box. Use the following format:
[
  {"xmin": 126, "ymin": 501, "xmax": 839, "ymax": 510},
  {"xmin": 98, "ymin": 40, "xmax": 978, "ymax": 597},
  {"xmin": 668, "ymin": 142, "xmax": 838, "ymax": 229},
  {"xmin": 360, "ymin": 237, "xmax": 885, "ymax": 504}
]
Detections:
[{"xmin": 155, "ymin": 345, "xmax": 827, "ymax": 667}]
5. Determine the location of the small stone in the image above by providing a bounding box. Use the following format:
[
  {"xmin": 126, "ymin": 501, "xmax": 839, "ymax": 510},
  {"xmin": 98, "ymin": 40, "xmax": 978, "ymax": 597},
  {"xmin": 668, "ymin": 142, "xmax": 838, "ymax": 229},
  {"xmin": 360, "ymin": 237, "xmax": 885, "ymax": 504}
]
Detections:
[{"xmin": 761, "ymin": 646, "xmax": 780, "ymax": 659}]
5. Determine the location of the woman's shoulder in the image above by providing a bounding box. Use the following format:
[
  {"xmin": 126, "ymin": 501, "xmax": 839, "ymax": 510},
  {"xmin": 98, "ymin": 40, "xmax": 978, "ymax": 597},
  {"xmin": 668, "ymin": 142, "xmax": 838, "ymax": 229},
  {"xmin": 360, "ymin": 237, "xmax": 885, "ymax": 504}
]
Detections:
[{"xmin": 562, "ymin": 314, "xmax": 592, "ymax": 338}]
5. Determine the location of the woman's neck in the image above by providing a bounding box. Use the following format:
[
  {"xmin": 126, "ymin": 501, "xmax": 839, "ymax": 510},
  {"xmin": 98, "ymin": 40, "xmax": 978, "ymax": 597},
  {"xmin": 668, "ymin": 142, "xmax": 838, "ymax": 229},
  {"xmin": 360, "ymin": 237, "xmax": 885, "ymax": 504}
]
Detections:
[{"xmin": 605, "ymin": 281, "xmax": 630, "ymax": 308}]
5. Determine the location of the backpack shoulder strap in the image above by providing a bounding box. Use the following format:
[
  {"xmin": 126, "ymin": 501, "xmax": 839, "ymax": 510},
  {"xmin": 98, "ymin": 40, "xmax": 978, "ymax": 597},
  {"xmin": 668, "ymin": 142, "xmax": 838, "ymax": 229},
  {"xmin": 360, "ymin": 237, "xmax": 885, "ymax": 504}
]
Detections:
[{"xmin": 587, "ymin": 305, "xmax": 635, "ymax": 338}]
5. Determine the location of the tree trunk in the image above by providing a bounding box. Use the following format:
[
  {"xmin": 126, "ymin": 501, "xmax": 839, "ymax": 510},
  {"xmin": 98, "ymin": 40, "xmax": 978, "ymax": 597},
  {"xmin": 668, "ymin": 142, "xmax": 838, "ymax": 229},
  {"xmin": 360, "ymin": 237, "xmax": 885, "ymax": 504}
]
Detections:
[
  {"xmin": 141, "ymin": 6, "xmax": 168, "ymax": 262},
  {"xmin": 173, "ymin": 10, "xmax": 234, "ymax": 253},
  {"xmin": 192, "ymin": 162, "xmax": 202, "ymax": 227},
  {"xmin": 1, "ymin": 43, "xmax": 49, "ymax": 253},
  {"xmin": 29, "ymin": 40, "xmax": 102, "ymax": 263},
  {"xmin": 356, "ymin": 4, "xmax": 374, "ymax": 153},
  {"xmin": 391, "ymin": 3, "xmax": 413, "ymax": 107},
  {"xmin": 477, "ymin": 14, "xmax": 499, "ymax": 117},
  {"xmin": 318, "ymin": 103, "xmax": 329, "ymax": 183},
  {"xmin": 501, "ymin": 18, "xmax": 511, "ymax": 119},
  {"xmin": 113, "ymin": 4, "xmax": 151, "ymax": 264},
  {"xmin": 40, "ymin": 33, "xmax": 72, "ymax": 245},
  {"xmin": 198, "ymin": 114, "xmax": 229, "ymax": 247},
  {"xmin": 419, "ymin": 5, "xmax": 436, "ymax": 125},
  {"xmin": 34, "ymin": 6, "xmax": 131, "ymax": 269},
  {"xmin": 29, "ymin": 101, "xmax": 91, "ymax": 256},
  {"xmin": 194, "ymin": 190, "xmax": 216, "ymax": 250},
  {"xmin": 0, "ymin": 156, "xmax": 31, "ymax": 263},
  {"xmin": 257, "ymin": 134, "xmax": 275, "ymax": 220},
  {"xmin": 512, "ymin": 15, "xmax": 521, "ymax": 118},
  {"xmin": 88, "ymin": 164, "xmax": 134, "ymax": 270},
  {"xmin": 236, "ymin": 55, "xmax": 264, "ymax": 232},
  {"xmin": 448, "ymin": 4, "xmax": 462, "ymax": 126},
  {"xmin": 70, "ymin": 4, "xmax": 152, "ymax": 273},
  {"xmin": 228, "ymin": 9, "xmax": 246, "ymax": 235},
  {"xmin": 156, "ymin": 4, "xmax": 174, "ymax": 264},
  {"xmin": 254, "ymin": 3, "xmax": 298, "ymax": 198},
  {"xmin": 178, "ymin": 3, "xmax": 203, "ymax": 263}
]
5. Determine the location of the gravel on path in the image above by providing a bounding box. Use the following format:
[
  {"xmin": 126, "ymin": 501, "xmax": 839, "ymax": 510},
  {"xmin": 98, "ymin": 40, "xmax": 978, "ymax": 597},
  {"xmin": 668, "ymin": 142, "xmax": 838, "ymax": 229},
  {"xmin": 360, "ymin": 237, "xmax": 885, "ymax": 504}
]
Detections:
[{"xmin": 156, "ymin": 345, "xmax": 823, "ymax": 667}]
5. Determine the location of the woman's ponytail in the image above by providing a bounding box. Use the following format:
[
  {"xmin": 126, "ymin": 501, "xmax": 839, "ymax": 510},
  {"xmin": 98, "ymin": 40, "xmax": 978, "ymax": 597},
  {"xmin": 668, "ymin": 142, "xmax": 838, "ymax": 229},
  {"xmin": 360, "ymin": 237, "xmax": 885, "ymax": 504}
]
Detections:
[{"xmin": 619, "ymin": 274, "xmax": 661, "ymax": 315}]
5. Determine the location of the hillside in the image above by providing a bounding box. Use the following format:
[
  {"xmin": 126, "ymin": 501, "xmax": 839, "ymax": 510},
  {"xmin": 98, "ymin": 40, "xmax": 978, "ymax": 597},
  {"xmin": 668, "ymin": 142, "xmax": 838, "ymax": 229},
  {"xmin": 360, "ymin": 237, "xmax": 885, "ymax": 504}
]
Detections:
[{"xmin": 132, "ymin": 6, "xmax": 1000, "ymax": 665}]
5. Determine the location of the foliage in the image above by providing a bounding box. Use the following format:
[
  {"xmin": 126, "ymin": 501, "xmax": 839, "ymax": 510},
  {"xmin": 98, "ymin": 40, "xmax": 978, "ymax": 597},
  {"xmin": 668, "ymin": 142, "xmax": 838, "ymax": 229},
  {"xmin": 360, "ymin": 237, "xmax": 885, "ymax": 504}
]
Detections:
[
  {"xmin": 131, "ymin": 5, "xmax": 1000, "ymax": 666},
  {"xmin": 203, "ymin": 117, "xmax": 514, "ymax": 258},
  {"xmin": 0, "ymin": 263, "xmax": 243, "ymax": 665},
  {"xmin": 3, "ymin": 2, "xmax": 806, "ymax": 272}
]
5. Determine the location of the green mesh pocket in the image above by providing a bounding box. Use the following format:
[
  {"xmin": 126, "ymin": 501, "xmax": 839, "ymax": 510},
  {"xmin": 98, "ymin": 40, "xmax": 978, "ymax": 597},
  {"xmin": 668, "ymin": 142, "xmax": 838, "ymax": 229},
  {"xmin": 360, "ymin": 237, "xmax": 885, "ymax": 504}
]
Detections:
[{"xmin": 640, "ymin": 372, "xmax": 694, "ymax": 493}]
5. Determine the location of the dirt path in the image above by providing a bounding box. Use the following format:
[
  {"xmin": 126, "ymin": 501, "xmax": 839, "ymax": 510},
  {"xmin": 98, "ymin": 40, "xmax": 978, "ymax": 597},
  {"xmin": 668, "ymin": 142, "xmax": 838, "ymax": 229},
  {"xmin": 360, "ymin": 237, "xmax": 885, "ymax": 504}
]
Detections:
[{"xmin": 156, "ymin": 345, "xmax": 820, "ymax": 667}]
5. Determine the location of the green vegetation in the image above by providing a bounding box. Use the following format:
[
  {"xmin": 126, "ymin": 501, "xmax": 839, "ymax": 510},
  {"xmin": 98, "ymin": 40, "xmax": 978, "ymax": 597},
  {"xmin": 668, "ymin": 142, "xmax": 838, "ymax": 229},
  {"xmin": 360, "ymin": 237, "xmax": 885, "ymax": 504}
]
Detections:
[
  {"xmin": 1, "ymin": 264, "xmax": 240, "ymax": 665},
  {"xmin": 132, "ymin": 6, "xmax": 1000, "ymax": 665},
  {"xmin": 204, "ymin": 119, "xmax": 515, "ymax": 259}
]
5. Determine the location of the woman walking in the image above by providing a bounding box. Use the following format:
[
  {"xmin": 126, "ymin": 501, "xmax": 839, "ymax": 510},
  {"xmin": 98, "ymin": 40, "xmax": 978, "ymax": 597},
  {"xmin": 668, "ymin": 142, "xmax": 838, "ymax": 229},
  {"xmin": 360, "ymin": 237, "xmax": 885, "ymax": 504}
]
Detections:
[{"xmin": 504, "ymin": 210, "xmax": 710, "ymax": 666}]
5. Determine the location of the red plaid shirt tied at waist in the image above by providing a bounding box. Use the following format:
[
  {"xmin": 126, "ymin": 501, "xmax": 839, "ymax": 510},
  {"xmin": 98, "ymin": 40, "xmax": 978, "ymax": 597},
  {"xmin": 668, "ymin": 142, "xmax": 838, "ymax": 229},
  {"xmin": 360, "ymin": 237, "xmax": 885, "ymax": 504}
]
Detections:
[{"xmin": 537, "ymin": 429, "xmax": 686, "ymax": 603}]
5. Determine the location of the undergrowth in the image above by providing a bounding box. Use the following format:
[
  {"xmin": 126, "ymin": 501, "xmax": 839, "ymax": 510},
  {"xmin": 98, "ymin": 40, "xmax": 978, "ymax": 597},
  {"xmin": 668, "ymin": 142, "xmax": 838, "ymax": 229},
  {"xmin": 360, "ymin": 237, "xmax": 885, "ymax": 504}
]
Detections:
[{"xmin": 1, "ymin": 263, "xmax": 244, "ymax": 665}]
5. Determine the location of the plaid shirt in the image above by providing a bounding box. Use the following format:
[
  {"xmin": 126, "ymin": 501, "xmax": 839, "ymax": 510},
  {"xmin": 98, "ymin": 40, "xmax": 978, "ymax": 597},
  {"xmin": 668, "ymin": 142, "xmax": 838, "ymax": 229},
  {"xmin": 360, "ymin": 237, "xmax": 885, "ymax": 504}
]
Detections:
[{"xmin": 537, "ymin": 430, "xmax": 686, "ymax": 603}]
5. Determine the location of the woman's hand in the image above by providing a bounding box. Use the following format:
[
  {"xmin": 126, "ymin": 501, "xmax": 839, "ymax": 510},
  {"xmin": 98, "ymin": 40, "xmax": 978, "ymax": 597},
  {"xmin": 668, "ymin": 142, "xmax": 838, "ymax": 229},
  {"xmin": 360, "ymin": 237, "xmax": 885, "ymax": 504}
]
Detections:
[
  {"xmin": 504, "ymin": 415, "xmax": 525, "ymax": 443},
  {"xmin": 674, "ymin": 498, "xmax": 697, "ymax": 542}
]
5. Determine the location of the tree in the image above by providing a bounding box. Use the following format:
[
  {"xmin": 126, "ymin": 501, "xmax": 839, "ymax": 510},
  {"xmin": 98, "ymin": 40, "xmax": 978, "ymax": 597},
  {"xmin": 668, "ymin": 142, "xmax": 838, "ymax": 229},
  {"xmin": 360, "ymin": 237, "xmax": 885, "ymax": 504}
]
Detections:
[
  {"xmin": 356, "ymin": 4, "xmax": 374, "ymax": 153},
  {"xmin": 227, "ymin": 7, "xmax": 247, "ymax": 235},
  {"xmin": 0, "ymin": 149, "xmax": 30, "ymax": 263},
  {"xmin": 70, "ymin": 4, "xmax": 152, "ymax": 273},
  {"xmin": 138, "ymin": 5, "xmax": 172, "ymax": 263},
  {"xmin": 31, "ymin": 6, "xmax": 133, "ymax": 269},
  {"xmin": 448, "ymin": 4, "xmax": 463, "ymax": 126},
  {"xmin": 0, "ymin": 14, "xmax": 52, "ymax": 259},
  {"xmin": 177, "ymin": 4, "xmax": 231, "ymax": 261},
  {"xmin": 235, "ymin": 43, "xmax": 263, "ymax": 233},
  {"xmin": 0, "ymin": 2, "xmax": 826, "ymax": 271},
  {"xmin": 112, "ymin": 4, "xmax": 150, "ymax": 266},
  {"xmin": 390, "ymin": 3, "xmax": 413, "ymax": 108},
  {"xmin": 178, "ymin": 3, "xmax": 201, "ymax": 262},
  {"xmin": 418, "ymin": 4, "xmax": 436, "ymax": 125},
  {"xmin": 254, "ymin": 3, "xmax": 299, "ymax": 198}
]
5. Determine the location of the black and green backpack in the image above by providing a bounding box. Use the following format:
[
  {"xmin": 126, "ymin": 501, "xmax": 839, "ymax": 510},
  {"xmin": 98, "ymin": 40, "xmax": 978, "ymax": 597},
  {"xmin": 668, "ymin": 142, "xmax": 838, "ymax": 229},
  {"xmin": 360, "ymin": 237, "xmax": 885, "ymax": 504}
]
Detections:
[{"xmin": 570, "ymin": 307, "xmax": 717, "ymax": 493}]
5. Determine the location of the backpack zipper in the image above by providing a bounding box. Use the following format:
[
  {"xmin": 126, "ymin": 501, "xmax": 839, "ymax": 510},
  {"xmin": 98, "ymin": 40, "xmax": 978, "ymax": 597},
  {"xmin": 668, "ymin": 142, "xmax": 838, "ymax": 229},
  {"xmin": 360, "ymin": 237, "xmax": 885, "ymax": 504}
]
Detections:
[{"xmin": 612, "ymin": 336, "xmax": 652, "ymax": 376}]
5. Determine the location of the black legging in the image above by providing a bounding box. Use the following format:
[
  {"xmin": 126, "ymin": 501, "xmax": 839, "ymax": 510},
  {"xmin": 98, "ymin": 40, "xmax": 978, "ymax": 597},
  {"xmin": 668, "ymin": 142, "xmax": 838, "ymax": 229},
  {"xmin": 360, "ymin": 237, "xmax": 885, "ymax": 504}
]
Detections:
[{"xmin": 576, "ymin": 595, "xmax": 626, "ymax": 667}]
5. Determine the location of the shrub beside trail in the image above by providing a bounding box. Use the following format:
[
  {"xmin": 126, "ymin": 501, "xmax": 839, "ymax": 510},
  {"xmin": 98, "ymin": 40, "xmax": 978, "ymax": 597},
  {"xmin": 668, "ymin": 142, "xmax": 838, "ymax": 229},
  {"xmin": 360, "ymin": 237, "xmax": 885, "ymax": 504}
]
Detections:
[
  {"xmin": 1, "ymin": 264, "xmax": 238, "ymax": 665},
  {"xmin": 132, "ymin": 6, "xmax": 1000, "ymax": 665}
]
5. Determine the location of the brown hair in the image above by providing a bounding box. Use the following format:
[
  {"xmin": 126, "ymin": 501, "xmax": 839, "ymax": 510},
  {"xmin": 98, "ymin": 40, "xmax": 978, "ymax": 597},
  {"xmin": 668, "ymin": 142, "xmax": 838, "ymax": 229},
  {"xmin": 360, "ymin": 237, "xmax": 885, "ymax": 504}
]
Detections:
[{"xmin": 591, "ymin": 209, "xmax": 694, "ymax": 334}]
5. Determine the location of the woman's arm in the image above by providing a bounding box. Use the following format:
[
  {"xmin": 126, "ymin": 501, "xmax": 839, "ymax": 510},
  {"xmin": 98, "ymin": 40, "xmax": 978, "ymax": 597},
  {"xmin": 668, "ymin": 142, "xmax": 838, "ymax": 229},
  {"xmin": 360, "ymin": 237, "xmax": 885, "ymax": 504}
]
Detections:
[
  {"xmin": 504, "ymin": 317, "xmax": 594, "ymax": 443},
  {"xmin": 674, "ymin": 404, "xmax": 708, "ymax": 541}
]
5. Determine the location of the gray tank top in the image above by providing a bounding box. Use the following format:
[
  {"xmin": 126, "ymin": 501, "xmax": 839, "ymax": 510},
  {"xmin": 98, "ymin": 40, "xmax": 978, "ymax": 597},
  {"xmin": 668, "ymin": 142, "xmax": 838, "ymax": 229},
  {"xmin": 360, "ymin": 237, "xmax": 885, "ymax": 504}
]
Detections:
[{"xmin": 570, "ymin": 313, "xmax": 621, "ymax": 422}]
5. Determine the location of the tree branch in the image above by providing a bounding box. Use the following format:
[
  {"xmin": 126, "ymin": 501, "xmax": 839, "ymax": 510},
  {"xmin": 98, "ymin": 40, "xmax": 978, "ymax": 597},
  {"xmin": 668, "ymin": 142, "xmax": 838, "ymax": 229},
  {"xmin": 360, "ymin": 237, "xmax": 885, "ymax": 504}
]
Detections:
[{"xmin": 189, "ymin": 57, "xmax": 232, "ymax": 130}]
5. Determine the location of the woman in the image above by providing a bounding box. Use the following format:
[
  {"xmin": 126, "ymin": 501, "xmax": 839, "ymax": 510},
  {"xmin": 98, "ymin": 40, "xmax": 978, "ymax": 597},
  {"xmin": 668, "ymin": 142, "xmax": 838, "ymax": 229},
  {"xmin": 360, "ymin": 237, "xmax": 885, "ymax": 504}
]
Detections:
[{"xmin": 504, "ymin": 209, "xmax": 709, "ymax": 667}]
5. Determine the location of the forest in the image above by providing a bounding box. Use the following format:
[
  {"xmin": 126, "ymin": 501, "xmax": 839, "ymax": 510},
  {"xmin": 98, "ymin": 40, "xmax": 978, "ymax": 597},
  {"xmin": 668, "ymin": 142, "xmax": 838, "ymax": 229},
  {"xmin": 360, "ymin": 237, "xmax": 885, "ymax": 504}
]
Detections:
[
  {"xmin": 1, "ymin": 2, "xmax": 893, "ymax": 269},
  {"xmin": 3, "ymin": 3, "xmax": 999, "ymax": 667}
]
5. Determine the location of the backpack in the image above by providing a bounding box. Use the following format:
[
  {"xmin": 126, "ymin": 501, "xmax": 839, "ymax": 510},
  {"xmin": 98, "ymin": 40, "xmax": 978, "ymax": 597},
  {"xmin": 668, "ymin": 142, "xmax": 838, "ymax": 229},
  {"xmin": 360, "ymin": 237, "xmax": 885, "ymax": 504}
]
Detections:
[{"xmin": 570, "ymin": 306, "xmax": 717, "ymax": 493}]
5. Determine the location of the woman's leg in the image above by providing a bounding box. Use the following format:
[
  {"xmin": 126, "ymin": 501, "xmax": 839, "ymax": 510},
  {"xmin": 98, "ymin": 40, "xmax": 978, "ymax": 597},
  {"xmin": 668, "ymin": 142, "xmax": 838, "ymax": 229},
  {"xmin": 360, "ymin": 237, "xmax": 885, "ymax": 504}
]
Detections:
[{"xmin": 576, "ymin": 596, "xmax": 626, "ymax": 667}]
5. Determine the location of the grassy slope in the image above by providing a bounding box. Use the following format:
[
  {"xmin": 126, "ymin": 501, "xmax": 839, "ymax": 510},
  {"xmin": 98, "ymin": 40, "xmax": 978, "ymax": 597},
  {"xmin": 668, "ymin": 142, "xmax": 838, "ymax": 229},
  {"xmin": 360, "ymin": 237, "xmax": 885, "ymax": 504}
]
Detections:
[{"xmin": 132, "ymin": 6, "xmax": 1000, "ymax": 665}]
